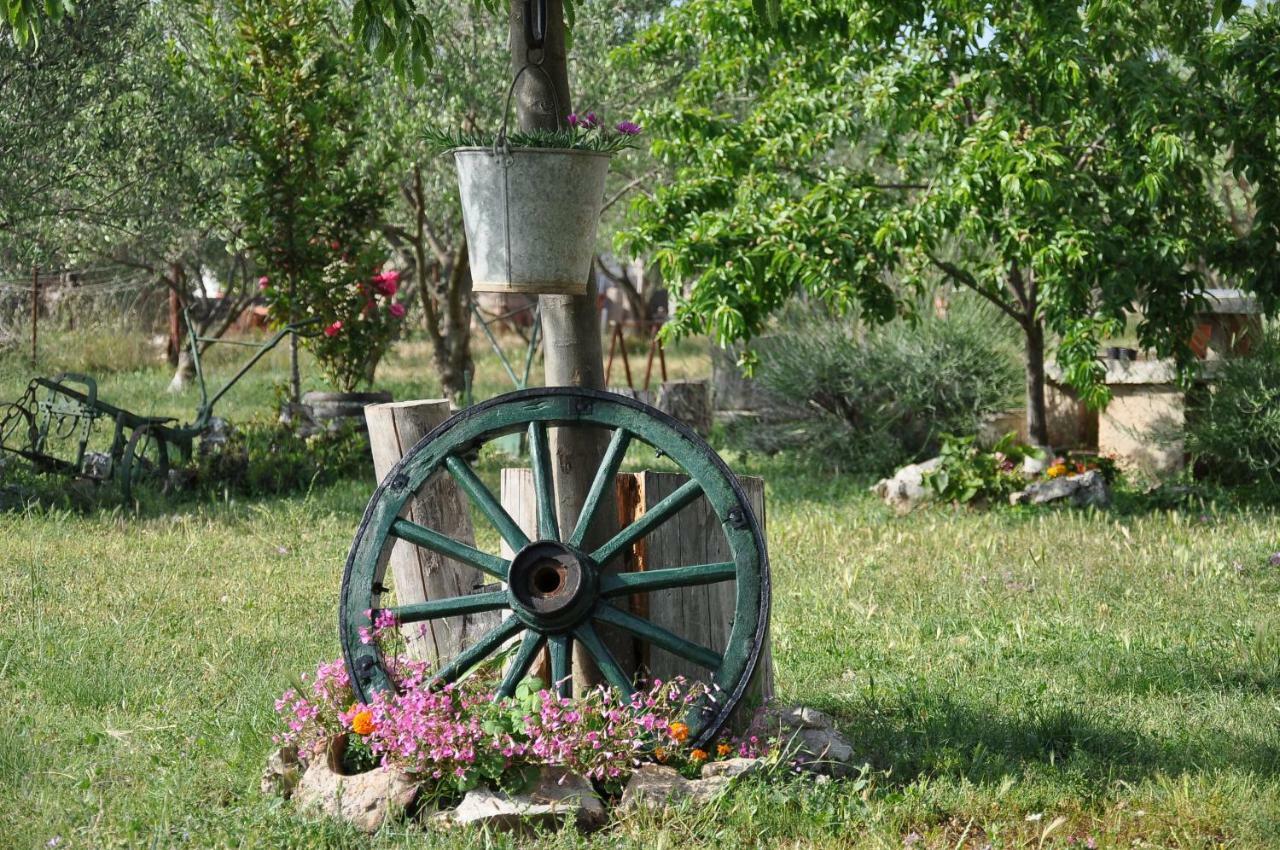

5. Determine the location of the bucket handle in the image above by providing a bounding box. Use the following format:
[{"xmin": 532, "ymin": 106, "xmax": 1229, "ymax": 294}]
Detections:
[{"xmin": 494, "ymin": 62, "xmax": 565, "ymax": 160}]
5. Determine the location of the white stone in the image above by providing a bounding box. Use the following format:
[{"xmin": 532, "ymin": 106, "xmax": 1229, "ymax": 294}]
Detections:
[
  {"xmin": 435, "ymin": 768, "xmax": 606, "ymax": 833},
  {"xmin": 748, "ymin": 704, "xmax": 859, "ymax": 778},
  {"xmin": 872, "ymin": 457, "xmax": 942, "ymax": 511},
  {"xmin": 293, "ymin": 759, "xmax": 418, "ymax": 834},
  {"xmin": 620, "ymin": 764, "xmax": 731, "ymax": 811},
  {"xmin": 260, "ymin": 746, "xmax": 301, "ymax": 799}
]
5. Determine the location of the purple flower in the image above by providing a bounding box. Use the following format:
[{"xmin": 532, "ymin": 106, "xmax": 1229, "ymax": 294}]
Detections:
[
  {"xmin": 582, "ymin": 111, "xmax": 599, "ymax": 129},
  {"xmin": 1270, "ymin": 552, "xmax": 1280, "ymax": 567},
  {"xmin": 616, "ymin": 121, "xmax": 642, "ymax": 136},
  {"xmin": 566, "ymin": 113, "xmax": 579, "ymax": 127}
]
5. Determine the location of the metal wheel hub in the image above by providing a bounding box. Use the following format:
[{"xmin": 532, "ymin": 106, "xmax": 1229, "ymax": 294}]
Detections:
[{"xmin": 506, "ymin": 540, "xmax": 597, "ymax": 631}]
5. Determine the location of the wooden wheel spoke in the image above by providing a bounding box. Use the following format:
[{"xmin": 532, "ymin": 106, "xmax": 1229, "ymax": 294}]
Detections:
[
  {"xmin": 599, "ymin": 562, "xmax": 737, "ymax": 598},
  {"xmin": 593, "ymin": 602, "xmax": 723, "ymax": 670},
  {"xmin": 431, "ymin": 617, "xmax": 523, "ymax": 686},
  {"xmin": 496, "ymin": 631, "xmax": 545, "ymax": 699},
  {"xmin": 445, "ymin": 454, "xmax": 531, "ymax": 552},
  {"xmin": 589, "ymin": 478, "xmax": 702, "ymax": 566},
  {"xmin": 528, "ymin": 421, "xmax": 559, "ymax": 541},
  {"xmin": 387, "ymin": 590, "xmax": 509, "ymax": 625},
  {"xmin": 567, "ymin": 427, "xmax": 632, "ymax": 549},
  {"xmin": 573, "ymin": 622, "xmax": 637, "ymax": 697},
  {"xmin": 549, "ymin": 633, "xmax": 573, "ymax": 698},
  {"xmin": 390, "ymin": 518, "xmax": 509, "ymax": 580}
]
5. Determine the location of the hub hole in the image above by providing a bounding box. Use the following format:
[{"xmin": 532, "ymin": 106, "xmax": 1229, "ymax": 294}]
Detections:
[{"xmin": 532, "ymin": 561, "xmax": 565, "ymax": 596}]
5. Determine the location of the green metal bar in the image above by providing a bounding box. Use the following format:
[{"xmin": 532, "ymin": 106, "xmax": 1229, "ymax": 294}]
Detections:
[
  {"xmin": 445, "ymin": 455, "xmax": 531, "ymax": 552},
  {"xmin": 593, "ymin": 602, "xmax": 723, "ymax": 670},
  {"xmin": 599, "ymin": 562, "xmax": 737, "ymax": 598},
  {"xmin": 568, "ymin": 427, "xmax": 632, "ymax": 549},
  {"xmin": 519, "ymin": 305, "xmax": 542, "ymax": 389},
  {"xmin": 549, "ymin": 633, "xmax": 573, "ymax": 698},
  {"xmin": 471, "ymin": 301, "xmax": 521, "ymax": 387},
  {"xmin": 390, "ymin": 518, "xmax": 509, "ymax": 580},
  {"xmin": 199, "ymin": 321, "xmax": 311, "ymax": 423},
  {"xmin": 528, "ymin": 421, "xmax": 559, "ymax": 541},
  {"xmin": 387, "ymin": 590, "xmax": 509, "ymax": 625},
  {"xmin": 590, "ymin": 478, "xmax": 702, "ymax": 567},
  {"xmin": 496, "ymin": 630, "xmax": 545, "ymax": 699},
  {"xmin": 573, "ymin": 622, "xmax": 636, "ymax": 697},
  {"xmin": 431, "ymin": 617, "xmax": 523, "ymax": 686}
]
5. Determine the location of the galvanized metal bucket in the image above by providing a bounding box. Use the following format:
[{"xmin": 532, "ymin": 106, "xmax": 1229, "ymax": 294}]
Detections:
[{"xmin": 455, "ymin": 146, "xmax": 611, "ymax": 296}]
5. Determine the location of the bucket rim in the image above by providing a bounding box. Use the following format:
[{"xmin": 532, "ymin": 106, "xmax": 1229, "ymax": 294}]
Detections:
[{"xmin": 452, "ymin": 145, "xmax": 615, "ymax": 160}]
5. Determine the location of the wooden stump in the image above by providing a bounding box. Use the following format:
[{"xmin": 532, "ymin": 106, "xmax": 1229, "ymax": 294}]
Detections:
[
  {"xmin": 657, "ymin": 380, "xmax": 712, "ymax": 436},
  {"xmin": 366, "ymin": 400, "xmax": 500, "ymax": 664},
  {"xmin": 501, "ymin": 467, "xmax": 774, "ymax": 720}
]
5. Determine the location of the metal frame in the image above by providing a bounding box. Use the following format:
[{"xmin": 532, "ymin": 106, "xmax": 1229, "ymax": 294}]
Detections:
[{"xmin": 0, "ymin": 312, "xmax": 318, "ymax": 497}]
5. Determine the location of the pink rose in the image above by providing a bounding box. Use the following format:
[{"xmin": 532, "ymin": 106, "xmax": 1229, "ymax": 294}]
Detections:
[
  {"xmin": 258, "ymin": 275, "xmax": 269, "ymax": 290},
  {"xmin": 323, "ymin": 320, "xmax": 343, "ymax": 338},
  {"xmin": 389, "ymin": 302, "xmax": 406, "ymax": 318}
]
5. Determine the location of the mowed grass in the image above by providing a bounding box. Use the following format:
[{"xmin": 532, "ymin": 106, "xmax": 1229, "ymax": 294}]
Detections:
[{"xmin": 3, "ymin": 331, "xmax": 1280, "ymax": 848}]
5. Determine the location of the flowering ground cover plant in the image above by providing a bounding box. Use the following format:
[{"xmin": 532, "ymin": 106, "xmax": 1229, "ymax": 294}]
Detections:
[
  {"xmin": 274, "ymin": 652, "xmax": 759, "ymax": 799},
  {"xmin": 423, "ymin": 112, "xmax": 642, "ymax": 155},
  {"xmin": 275, "ymin": 615, "xmax": 762, "ymax": 800}
]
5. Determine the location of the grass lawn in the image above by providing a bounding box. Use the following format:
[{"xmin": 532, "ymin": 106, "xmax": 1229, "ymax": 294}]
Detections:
[{"xmin": 3, "ymin": 330, "xmax": 1280, "ymax": 848}]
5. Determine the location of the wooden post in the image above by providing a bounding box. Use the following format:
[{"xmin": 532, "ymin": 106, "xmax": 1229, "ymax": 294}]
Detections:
[
  {"xmin": 30, "ymin": 264, "xmax": 38, "ymax": 365},
  {"xmin": 366, "ymin": 400, "xmax": 501, "ymax": 663}
]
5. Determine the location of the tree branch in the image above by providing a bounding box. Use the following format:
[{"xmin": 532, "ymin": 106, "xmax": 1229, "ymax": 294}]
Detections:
[{"xmin": 926, "ymin": 251, "xmax": 1024, "ymax": 322}]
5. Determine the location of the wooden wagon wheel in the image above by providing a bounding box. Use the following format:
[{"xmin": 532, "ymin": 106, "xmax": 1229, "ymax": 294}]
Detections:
[
  {"xmin": 339, "ymin": 387, "xmax": 770, "ymax": 747},
  {"xmin": 121, "ymin": 425, "xmax": 170, "ymax": 503}
]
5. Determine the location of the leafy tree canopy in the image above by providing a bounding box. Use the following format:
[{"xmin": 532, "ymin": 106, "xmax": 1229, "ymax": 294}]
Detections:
[{"xmin": 620, "ymin": 0, "xmax": 1279, "ymax": 442}]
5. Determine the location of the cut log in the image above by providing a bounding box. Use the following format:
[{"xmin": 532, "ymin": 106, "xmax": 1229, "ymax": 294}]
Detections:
[
  {"xmin": 657, "ymin": 380, "xmax": 712, "ymax": 436},
  {"xmin": 627, "ymin": 471, "xmax": 773, "ymax": 717},
  {"xmin": 366, "ymin": 400, "xmax": 500, "ymax": 664}
]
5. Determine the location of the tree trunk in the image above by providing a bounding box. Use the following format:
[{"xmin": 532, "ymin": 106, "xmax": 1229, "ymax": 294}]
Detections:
[
  {"xmin": 436, "ymin": 243, "xmax": 473, "ymax": 403},
  {"xmin": 1024, "ymin": 319, "xmax": 1050, "ymax": 449},
  {"xmin": 508, "ymin": 0, "xmax": 631, "ymax": 688},
  {"xmin": 169, "ymin": 346, "xmax": 196, "ymax": 393}
]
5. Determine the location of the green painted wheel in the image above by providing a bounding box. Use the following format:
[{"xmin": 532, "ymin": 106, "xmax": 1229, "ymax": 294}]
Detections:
[
  {"xmin": 339, "ymin": 387, "xmax": 770, "ymax": 746},
  {"xmin": 121, "ymin": 425, "xmax": 170, "ymax": 503}
]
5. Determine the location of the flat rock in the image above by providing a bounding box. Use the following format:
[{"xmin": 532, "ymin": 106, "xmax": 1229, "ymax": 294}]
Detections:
[
  {"xmin": 1010, "ymin": 469, "xmax": 1110, "ymax": 508},
  {"xmin": 260, "ymin": 745, "xmax": 301, "ymax": 799},
  {"xmin": 872, "ymin": 458, "xmax": 941, "ymax": 511},
  {"xmin": 293, "ymin": 758, "xmax": 417, "ymax": 834},
  {"xmin": 748, "ymin": 704, "xmax": 858, "ymax": 778},
  {"xmin": 619, "ymin": 764, "xmax": 730, "ymax": 811},
  {"xmin": 700, "ymin": 757, "xmax": 762, "ymax": 780},
  {"xmin": 435, "ymin": 767, "xmax": 606, "ymax": 833}
]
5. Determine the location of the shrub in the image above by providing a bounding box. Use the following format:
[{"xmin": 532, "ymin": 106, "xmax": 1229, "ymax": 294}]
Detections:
[
  {"xmin": 1186, "ymin": 324, "xmax": 1280, "ymax": 494},
  {"xmin": 732, "ymin": 297, "xmax": 1019, "ymax": 474}
]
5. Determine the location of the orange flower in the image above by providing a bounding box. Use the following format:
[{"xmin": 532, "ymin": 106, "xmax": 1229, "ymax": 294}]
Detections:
[
  {"xmin": 654, "ymin": 747, "xmax": 668, "ymax": 764},
  {"xmin": 668, "ymin": 721, "xmax": 690, "ymax": 743},
  {"xmin": 691, "ymin": 748, "xmax": 708, "ymax": 762},
  {"xmin": 717, "ymin": 743, "xmax": 732, "ymax": 757},
  {"xmin": 351, "ymin": 709, "xmax": 375, "ymax": 736}
]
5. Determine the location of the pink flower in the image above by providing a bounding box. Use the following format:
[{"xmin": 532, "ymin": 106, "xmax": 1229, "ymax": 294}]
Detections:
[
  {"xmin": 373, "ymin": 270, "xmax": 399, "ymax": 297},
  {"xmin": 615, "ymin": 121, "xmax": 642, "ymax": 136},
  {"xmin": 582, "ymin": 111, "xmax": 599, "ymax": 129},
  {"xmin": 323, "ymin": 320, "xmax": 342, "ymax": 338},
  {"xmin": 389, "ymin": 302, "xmax": 406, "ymax": 319},
  {"xmin": 258, "ymin": 275, "xmax": 269, "ymax": 290},
  {"xmin": 566, "ymin": 113, "xmax": 579, "ymax": 127}
]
